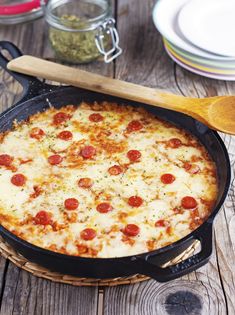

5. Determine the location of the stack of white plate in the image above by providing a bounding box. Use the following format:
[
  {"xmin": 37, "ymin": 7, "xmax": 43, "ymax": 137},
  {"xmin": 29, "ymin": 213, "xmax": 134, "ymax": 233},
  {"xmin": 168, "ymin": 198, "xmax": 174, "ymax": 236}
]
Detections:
[{"xmin": 152, "ymin": 0, "xmax": 235, "ymax": 80}]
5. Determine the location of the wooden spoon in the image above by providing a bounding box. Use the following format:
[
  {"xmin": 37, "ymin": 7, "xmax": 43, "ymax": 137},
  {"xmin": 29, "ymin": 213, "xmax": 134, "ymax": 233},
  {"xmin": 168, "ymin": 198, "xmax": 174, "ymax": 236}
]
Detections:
[{"xmin": 7, "ymin": 55, "xmax": 235, "ymax": 135}]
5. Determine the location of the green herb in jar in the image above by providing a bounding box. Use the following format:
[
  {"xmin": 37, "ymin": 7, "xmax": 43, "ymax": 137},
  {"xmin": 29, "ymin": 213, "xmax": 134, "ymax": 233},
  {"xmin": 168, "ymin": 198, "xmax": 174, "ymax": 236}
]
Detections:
[{"xmin": 49, "ymin": 14, "xmax": 110, "ymax": 64}]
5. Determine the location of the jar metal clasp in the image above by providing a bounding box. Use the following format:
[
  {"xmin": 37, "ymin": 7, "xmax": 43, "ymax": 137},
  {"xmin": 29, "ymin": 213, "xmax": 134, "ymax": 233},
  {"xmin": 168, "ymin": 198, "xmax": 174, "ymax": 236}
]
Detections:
[{"xmin": 95, "ymin": 18, "xmax": 122, "ymax": 63}]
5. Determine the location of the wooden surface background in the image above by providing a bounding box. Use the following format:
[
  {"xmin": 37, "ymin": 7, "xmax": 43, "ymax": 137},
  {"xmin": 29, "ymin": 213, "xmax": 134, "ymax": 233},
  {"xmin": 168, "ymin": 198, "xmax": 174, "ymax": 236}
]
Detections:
[{"xmin": 0, "ymin": 0, "xmax": 234, "ymax": 314}]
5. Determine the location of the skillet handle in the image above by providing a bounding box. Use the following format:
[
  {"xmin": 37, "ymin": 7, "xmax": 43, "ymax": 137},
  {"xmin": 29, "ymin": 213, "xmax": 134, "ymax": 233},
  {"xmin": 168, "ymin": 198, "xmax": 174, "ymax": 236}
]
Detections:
[
  {"xmin": 0, "ymin": 41, "xmax": 53, "ymax": 104},
  {"xmin": 134, "ymin": 224, "xmax": 213, "ymax": 282}
]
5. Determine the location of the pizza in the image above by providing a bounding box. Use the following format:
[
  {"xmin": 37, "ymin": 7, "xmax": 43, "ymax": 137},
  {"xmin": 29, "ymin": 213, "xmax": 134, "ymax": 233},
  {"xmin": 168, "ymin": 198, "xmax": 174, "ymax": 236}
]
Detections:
[{"xmin": 0, "ymin": 101, "xmax": 217, "ymax": 258}]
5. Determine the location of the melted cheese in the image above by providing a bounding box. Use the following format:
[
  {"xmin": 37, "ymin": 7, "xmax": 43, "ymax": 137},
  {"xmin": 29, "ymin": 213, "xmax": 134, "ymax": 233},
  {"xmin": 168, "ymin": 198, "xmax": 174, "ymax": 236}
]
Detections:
[{"xmin": 0, "ymin": 102, "xmax": 217, "ymax": 257}]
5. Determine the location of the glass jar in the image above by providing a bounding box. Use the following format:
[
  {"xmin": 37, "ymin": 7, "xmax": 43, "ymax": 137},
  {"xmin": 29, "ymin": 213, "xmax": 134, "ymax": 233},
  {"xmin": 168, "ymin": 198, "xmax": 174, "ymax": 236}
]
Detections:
[
  {"xmin": 44, "ymin": 0, "xmax": 122, "ymax": 64},
  {"xmin": 0, "ymin": 0, "xmax": 46, "ymax": 25}
]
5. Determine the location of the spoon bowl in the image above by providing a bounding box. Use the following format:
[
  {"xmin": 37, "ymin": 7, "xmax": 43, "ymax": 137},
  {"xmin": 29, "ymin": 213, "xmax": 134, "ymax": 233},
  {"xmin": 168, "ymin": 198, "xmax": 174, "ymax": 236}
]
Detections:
[{"xmin": 207, "ymin": 96, "xmax": 235, "ymax": 134}]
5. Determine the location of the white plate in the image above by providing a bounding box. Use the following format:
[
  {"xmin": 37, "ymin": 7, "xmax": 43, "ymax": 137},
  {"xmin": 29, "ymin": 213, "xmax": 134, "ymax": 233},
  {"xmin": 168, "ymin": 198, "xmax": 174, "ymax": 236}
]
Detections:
[
  {"xmin": 152, "ymin": 0, "xmax": 235, "ymax": 61},
  {"xmin": 165, "ymin": 39, "xmax": 235, "ymax": 69},
  {"xmin": 164, "ymin": 39, "xmax": 235, "ymax": 70},
  {"xmin": 164, "ymin": 44, "xmax": 235, "ymax": 81},
  {"xmin": 178, "ymin": 0, "xmax": 235, "ymax": 57}
]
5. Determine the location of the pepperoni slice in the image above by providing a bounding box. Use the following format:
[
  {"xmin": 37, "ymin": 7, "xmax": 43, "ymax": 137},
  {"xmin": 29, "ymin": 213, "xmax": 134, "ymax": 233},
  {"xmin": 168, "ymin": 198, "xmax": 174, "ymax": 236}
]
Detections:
[
  {"xmin": 184, "ymin": 163, "xmax": 200, "ymax": 174},
  {"xmin": 96, "ymin": 202, "xmax": 113, "ymax": 213},
  {"xmin": 48, "ymin": 154, "xmax": 63, "ymax": 165},
  {"xmin": 108, "ymin": 165, "xmax": 122, "ymax": 175},
  {"xmin": 168, "ymin": 138, "xmax": 182, "ymax": 148},
  {"xmin": 64, "ymin": 198, "xmax": 79, "ymax": 210},
  {"xmin": 81, "ymin": 146, "xmax": 96, "ymax": 159},
  {"xmin": 155, "ymin": 219, "xmax": 169, "ymax": 227},
  {"xmin": 78, "ymin": 177, "xmax": 93, "ymax": 188},
  {"xmin": 0, "ymin": 154, "xmax": 13, "ymax": 166},
  {"xmin": 34, "ymin": 211, "xmax": 52, "ymax": 225},
  {"xmin": 181, "ymin": 196, "xmax": 198, "ymax": 209},
  {"xmin": 30, "ymin": 127, "xmax": 45, "ymax": 140},
  {"xmin": 123, "ymin": 224, "xmax": 140, "ymax": 237},
  {"xmin": 127, "ymin": 150, "xmax": 141, "ymax": 162},
  {"xmin": 80, "ymin": 228, "xmax": 97, "ymax": 240},
  {"xmin": 53, "ymin": 112, "xmax": 71, "ymax": 125},
  {"xmin": 160, "ymin": 173, "xmax": 176, "ymax": 184},
  {"xmin": 57, "ymin": 130, "xmax": 73, "ymax": 141},
  {"xmin": 128, "ymin": 196, "xmax": 143, "ymax": 207},
  {"xmin": 183, "ymin": 162, "xmax": 192, "ymax": 171},
  {"xmin": 89, "ymin": 113, "xmax": 104, "ymax": 122},
  {"xmin": 127, "ymin": 120, "xmax": 143, "ymax": 132},
  {"xmin": 11, "ymin": 174, "xmax": 26, "ymax": 186}
]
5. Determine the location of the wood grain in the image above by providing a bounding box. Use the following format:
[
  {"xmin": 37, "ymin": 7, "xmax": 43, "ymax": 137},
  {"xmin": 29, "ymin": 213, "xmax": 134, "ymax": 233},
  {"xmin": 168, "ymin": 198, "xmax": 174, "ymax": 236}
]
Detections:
[
  {"xmin": 0, "ymin": 0, "xmax": 234, "ymax": 314},
  {"xmin": 174, "ymin": 67, "xmax": 235, "ymax": 315},
  {"xmin": 0, "ymin": 14, "xmax": 114, "ymax": 315},
  {"xmin": 103, "ymin": 0, "xmax": 235, "ymax": 315},
  {"xmin": 0, "ymin": 263, "xmax": 98, "ymax": 315},
  {"xmin": 103, "ymin": 279, "xmax": 227, "ymax": 315}
]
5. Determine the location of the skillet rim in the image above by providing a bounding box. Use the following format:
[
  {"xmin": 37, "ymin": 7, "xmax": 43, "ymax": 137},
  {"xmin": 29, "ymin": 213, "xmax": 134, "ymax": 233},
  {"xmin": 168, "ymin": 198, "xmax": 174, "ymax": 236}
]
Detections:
[{"xmin": 0, "ymin": 86, "xmax": 231, "ymax": 262}]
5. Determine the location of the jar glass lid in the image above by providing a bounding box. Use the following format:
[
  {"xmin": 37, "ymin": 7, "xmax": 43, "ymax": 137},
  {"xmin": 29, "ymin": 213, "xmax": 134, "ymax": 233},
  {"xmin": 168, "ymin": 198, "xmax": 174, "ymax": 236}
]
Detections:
[{"xmin": 0, "ymin": 0, "xmax": 45, "ymax": 15}]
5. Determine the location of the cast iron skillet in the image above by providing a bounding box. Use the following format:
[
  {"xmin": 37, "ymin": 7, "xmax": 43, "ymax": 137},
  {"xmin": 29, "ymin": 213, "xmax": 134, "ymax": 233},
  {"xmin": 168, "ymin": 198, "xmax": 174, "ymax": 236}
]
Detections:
[{"xmin": 0, "ymin": 41, "xmax": 231, "ymax": 282}]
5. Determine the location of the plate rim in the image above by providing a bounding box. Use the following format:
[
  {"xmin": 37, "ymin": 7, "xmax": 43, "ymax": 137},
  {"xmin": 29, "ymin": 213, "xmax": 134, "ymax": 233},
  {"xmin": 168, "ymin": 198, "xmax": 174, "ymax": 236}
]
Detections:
[
  {"xmin": 164, "ymin": 40, "xmax": 235, "ymax": 73},
  {"xmin": 178, "ymin": 0, "xmax": 235, "ymax": 57},
  {"xmin": 164, "ymin": 39, "xmax": 235, "ymax": 69},
  {"xmin": 152, "ymin": 0, "xmax": 235, "ymax": 61},
  {"xmin": 164, "ymin": 44, "xmax": 235, "ymax": 80}
]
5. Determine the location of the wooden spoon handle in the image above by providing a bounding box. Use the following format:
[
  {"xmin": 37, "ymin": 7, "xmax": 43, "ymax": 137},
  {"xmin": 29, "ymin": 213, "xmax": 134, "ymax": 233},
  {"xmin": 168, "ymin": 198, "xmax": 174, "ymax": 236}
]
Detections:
[{"xmin": 7, "ymin": 55, "xmax": 209, "ymax": 124}]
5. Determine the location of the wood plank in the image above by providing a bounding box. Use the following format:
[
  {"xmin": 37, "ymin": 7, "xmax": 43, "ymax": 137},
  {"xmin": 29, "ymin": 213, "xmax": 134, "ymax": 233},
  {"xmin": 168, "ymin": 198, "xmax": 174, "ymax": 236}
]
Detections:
[
  {"xmin": 0, "ymin": 263, "xmax": 98, "ymax": 315},
  {"xmin": 0, "ymin": 12, "xmax": 115, "ymax": 314},
  {"xmin": 0, "ymin": 1, "xmax": 234, "ymax": 314},
  {"xmin": 174, "ymin": 66, "xmax": 235, "ymax": 315},
  {"xmin": 0, "ymin": 69, "xmax": 23, "ymax": 112},
  {"xmin": 103, "ymin": 279, "xmax": 227, "ymax": 315},
  {"xmin": 103, "ymin": 0, "xmax": 235, "ymax": 314},
  {"xmin": 0, "ymin": 258, "xmax": 8, "ymax": 303},
  {"xmin": 114, "ymin": 0, "xmax": 179, "ymax": 93},
  {"xmin": 0, "ymin": 18, "xmax": 113, "ymax": 82}
]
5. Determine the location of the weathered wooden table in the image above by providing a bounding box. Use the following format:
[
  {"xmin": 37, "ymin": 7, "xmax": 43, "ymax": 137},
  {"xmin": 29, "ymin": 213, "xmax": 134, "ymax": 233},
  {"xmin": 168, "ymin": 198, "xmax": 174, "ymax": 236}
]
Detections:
[{"xmin": 0, "ymin": 1, "xmax": 234, "ymax": 314}]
